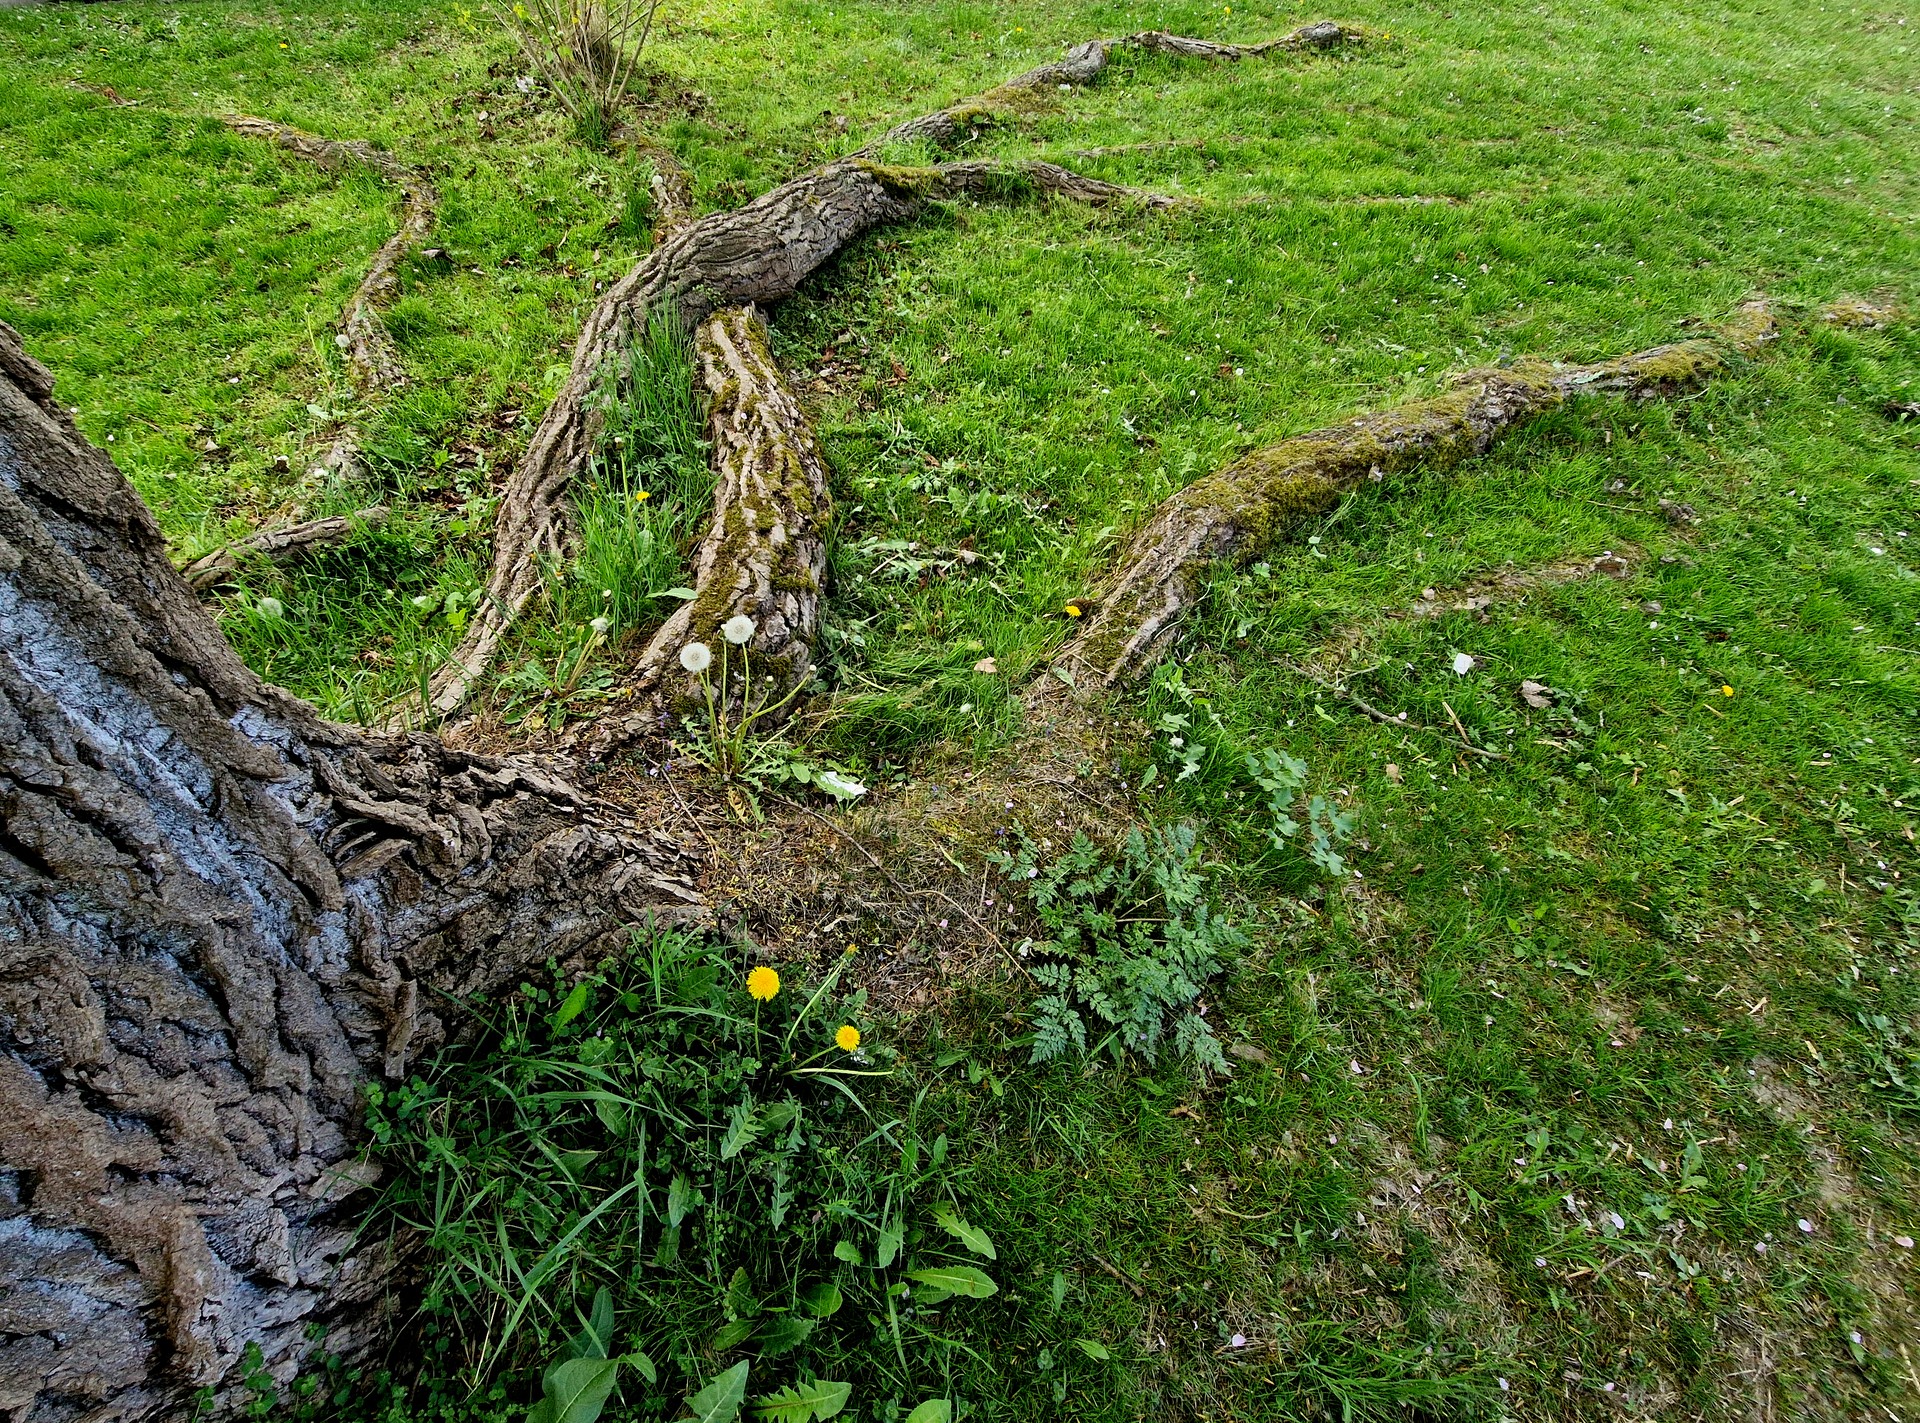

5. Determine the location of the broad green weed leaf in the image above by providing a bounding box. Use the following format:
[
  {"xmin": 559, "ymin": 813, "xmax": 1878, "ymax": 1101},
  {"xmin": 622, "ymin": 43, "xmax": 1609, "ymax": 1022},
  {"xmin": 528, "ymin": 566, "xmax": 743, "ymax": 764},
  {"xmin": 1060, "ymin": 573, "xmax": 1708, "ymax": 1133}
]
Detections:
[
  {"xmin": 875, "ymin": 1217, "xmax": 903, "ymax": 1269},
  {"xmin": 685, "ymin": 1361, "xmax": 751, "ymax": 1423},
  {"xmin": 1074, "ymin": 1339, "xmax": 1110, "ymax": 1360},
  {"xmin": 559, "ymin": 1286, "xmax": 614, "ymax": 1361},
  {"xmin": 721, "ymin": 1100, "xmax": 761, "ymax": 1160},
  {"xmin": 667, "ymin": 1174, "xmax": 696, "ymax": 1227},
  {"xmin": 750, "ymin": 1379, "xmax": 851, "ymax": 1422},
  {"xmin": 932, "ymin": 1205, "xmax": 996, "ymax": 1260},
  {"xmin": 539, "ymin": 1357, "xmax": 619, "ymax": 1423},
  {"xmin": 905, "ymin": 1265, "xmax": 996, "ymax": 1299},
  {"xmin": 832, "ymin": 1240, "xmax": 862, "ymax": 1265},
  {"xmin": 622, "ymin": 1350, "xmax": 657, "ymax": 1385},
  {"xmin": 712, "ymin": 1318, "xmax": 756, "ymax": 1351},
  {"xmin": 726, "ymin": 1266, "xmax": 760, "ymax": 1318},
  {"xmin": 904, "ymin": 1401, "xmax": 951, "ymax": 1423},
  {"xmin": 755, "ymin": 1314, "xmax": 816, "ymax": 1357},
  {"xmin": 800, "ymin": 1281, "xmax": 842, "ymax": 1318},
  {"xmin": 1050, "ymin": 1271, "xmax": 1067, "ymax": 1312},
  {"xmin": 552, "ymin": 981, "xmax": 591, "ymax": 1027}
]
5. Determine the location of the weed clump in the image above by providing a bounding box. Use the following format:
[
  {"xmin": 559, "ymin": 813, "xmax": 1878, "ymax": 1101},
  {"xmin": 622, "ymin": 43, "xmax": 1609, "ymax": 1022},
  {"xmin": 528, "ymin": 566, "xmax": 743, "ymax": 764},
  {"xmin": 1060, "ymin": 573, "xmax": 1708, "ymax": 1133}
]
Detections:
[
  {"xmin": 993, "ymin": 824, "xmax": 1245, "ymax": 1072},
  {"xmin": 352, "ymin": 931, "xmax": 998, "ymax": 1422}
]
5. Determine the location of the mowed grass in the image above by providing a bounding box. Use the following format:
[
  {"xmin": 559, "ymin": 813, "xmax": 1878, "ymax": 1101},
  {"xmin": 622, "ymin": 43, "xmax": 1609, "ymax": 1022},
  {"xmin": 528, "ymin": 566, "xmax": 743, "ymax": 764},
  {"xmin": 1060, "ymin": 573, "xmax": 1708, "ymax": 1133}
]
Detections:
[{"xmin": 4, "ymin": 0, "xmax": 1919, "ymax": 1418}]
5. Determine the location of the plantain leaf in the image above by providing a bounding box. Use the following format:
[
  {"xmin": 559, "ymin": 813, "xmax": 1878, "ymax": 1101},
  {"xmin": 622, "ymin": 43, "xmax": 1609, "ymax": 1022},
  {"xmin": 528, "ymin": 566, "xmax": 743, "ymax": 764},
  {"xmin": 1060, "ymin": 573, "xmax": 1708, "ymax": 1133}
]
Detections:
[
  {"xmin": 903, "ymin": 1401, "xmax": 951, "ymax": 1423},
  {"xmin": 538, "ymin": 1358, "xmax": 619, "ymax": 1423},
  {"xmin": 755, "ymin": 1315, "xmax": 815, "ymax": 1358},
  {"xmin": 800, "ymin": 1281, "xmax": 842, "ymax": 1318}
]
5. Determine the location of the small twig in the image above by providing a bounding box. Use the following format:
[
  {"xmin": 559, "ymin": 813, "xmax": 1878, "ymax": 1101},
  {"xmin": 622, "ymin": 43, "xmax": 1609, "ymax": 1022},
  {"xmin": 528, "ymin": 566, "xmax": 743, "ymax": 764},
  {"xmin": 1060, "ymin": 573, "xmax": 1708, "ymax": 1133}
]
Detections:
[
  {"xmin": 1288, "ymin": 663, "xmax": 1503, "ymax": 759},
  {"xmin": 1212, "ymin": 1204, "xmax": 1284, "ymax": 1221},
  {"xmin": 1090, "ymin": 1253, "xmax": 1146, "ymax": 1298},
  {"xmin": 1439, "ymin": 699, "xmax": 1490, "ymax": 759},
  {"xmin": 660, "ymin": 762, "xmax": 721, "ymax": 859}
]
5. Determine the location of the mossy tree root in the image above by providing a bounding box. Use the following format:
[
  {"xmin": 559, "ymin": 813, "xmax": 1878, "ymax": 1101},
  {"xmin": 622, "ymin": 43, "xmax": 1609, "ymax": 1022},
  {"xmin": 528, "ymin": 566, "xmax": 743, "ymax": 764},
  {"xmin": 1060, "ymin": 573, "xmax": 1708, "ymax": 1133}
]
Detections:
[
  {"xmin": 222, "ymin": 117, "xmax": 435, "ymax": 396},
  {"xmin": 180, "ymin": 506, "xmax": 391, "ymax": 592},
  {"xmin": 1057, "ymin": 300, "xmax": 1779, "ymax": 688},
  {"xmin": 598, "ymin": 305, "xmax": 831, "ymax": 744},
  {"xmin": 431, "ymin": 25, "xmax": 1356, "ymax": 718}
]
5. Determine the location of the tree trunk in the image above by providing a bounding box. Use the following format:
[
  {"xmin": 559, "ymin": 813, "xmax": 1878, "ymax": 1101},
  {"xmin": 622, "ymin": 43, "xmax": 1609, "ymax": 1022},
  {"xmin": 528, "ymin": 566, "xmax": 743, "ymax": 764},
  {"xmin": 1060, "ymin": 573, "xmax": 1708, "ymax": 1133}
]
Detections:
[{"xmin": 0, "ymin": 324, "xmax": 704, "ymax": 1420}]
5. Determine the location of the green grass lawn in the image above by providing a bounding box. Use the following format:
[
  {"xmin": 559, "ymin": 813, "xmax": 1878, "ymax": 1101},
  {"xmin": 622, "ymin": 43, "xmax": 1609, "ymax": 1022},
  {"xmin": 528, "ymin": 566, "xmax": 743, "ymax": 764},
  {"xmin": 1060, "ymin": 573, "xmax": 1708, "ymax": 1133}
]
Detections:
[{"xmin": 5, "ymin": 0, "xmax": 1918, "ymax": 1419}]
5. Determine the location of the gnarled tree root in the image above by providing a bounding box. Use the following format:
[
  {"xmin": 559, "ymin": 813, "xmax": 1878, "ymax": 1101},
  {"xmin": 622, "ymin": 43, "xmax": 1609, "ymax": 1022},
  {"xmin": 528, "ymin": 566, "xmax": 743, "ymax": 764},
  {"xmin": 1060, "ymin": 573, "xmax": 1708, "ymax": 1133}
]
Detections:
[
  {"xmin": 223, "ymin": 116, "xmax": 435, "ymax": 396},
  {"xmin": 598, "ymin": 304, "xmax": 831, "ymax": 745},
  {"xmin": 863, "ymin": 21, "xmax": 1364, "ymax": 152},
  {"xmin": 181, "ymin": 506, "xmax": 390, "ymax": 592},
  {"xmin": 430, "ymin": 25, "xmax": 1357, "ymax": 717},
  {"xmin": 1054, "ymin": 300, "xmax": 1779, "ymax": 689}
]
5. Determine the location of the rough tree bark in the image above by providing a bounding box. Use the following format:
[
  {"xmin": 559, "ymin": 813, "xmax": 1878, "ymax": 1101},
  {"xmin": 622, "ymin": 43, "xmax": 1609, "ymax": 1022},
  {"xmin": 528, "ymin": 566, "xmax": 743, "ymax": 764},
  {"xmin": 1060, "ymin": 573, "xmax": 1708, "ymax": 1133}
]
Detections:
[
  {"xmin": 431, "ymin": 24, "xmax": 1360, "ymax": 716},
  {"xmin": 602, "ymin": 305, "xmax": 832, "ymax": 738},
  {"xmin": 181, "ymin": 507, "xmax": 391, "ymax": 593},
  {"xmin": 0, "ymin": 325, "xmax": 703, "ymax": 1420},
  {"xmin": 1056, "ymin": 300, "xmax": 1780, "ymax": 687}
]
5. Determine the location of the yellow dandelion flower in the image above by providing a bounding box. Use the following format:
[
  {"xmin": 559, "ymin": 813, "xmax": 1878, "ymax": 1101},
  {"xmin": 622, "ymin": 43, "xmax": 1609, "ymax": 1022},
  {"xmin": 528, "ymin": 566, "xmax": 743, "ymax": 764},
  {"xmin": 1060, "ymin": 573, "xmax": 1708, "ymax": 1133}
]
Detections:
[
  {"xmin": 1722, "ymin": 685, "xmax": 1735, "ymax": 697},
  {"xmin": 1065, "ymin": 603, "xmax": 1084, "ymax": 618},
  {"xmin": 846, "ymin": 943, "xmax": 859, "ymax": 957},
  {"xmin": 635, "ymin": 490, "xmax": 651, "ymax": 501},
  {"xmin": 836, "ymin": 1025, "xmax": 862, "ymax": 1051},
  {"xmin": 747, "ymin": 966, "xmax": 781, "ymax": 1000}
]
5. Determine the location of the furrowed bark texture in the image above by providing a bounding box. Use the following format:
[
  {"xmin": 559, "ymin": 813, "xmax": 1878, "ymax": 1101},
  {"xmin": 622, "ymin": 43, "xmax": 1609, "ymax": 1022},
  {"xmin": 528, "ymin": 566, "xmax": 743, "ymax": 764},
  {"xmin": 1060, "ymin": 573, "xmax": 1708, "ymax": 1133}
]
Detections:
[
  {"xmin": 181, "ymin": 507, "xmax": 391, "ymax": 593},
  {"xmin": 603, "ymin": 305, "xmax": 830, "ymax": 740},
  {"xmin": 1059, "ymin": 300, "xmax": 1778, "ymax": 687},
  {"xmin": 223, "ymin": 117, "xmax": 435, "ymax": 396},
  {"xmin": 0, "ymin": 325, "xmax": 703, "ymax": 1420},
  {"xmin": 432, "ymin": 25, "xmax": 1357, "ymax": 716}
]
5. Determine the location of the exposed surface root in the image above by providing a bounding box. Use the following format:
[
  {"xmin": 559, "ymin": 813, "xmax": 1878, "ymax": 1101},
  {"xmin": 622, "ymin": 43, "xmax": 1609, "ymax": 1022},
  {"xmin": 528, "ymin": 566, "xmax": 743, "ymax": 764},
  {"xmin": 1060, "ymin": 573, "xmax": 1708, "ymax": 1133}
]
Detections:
[
  {"xmin": 599, "ymin": 305, "xmax": 831, "ymax": 743},
  {"xmin": 222, "ymin": 117, "xmax": 435, "ymax": 396},
  {"xmin": 428, "ymin": 23, "xmax": 1307, "ymax": 716},
  {"xmin": 1819, "ymin": 295, "xmax": 1902, "ymax": 329},
  {"xmin": 635, "ymin": 141, "xmax": 696, "ymax": 238},
  {"xmin": 863, "ymin": 21, "xmax": 1363, "ymax": 153},
  {"xmin": 181, "ymin": 506, "xmax": 390, "ymax": 592},
  {"xmin": 1055, "ymin": 300, "xmax": 1779, "ymax": 689}
]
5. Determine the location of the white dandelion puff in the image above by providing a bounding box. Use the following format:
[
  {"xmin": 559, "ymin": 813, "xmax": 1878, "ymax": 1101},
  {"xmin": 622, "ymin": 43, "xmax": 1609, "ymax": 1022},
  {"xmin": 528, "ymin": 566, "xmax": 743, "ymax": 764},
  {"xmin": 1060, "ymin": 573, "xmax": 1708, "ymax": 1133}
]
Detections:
[{"xmin": 679, "ymin": 642, "xmax": 713, "ymax": 674}]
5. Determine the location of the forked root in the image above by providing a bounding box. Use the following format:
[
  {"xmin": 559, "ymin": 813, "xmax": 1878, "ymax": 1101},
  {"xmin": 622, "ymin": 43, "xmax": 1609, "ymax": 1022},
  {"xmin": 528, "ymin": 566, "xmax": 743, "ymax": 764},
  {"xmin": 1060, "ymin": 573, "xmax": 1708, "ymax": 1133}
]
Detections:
[
  {"xmin": 1054, "ymin": 300, "xmax": 1780, "ymax": 688},
  {"xmin": 428, "ymin": 24, "xmax": 1356, "ymax": 717}
]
